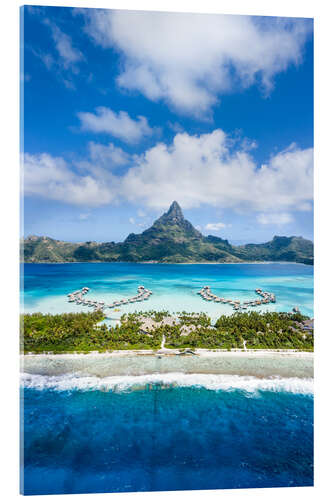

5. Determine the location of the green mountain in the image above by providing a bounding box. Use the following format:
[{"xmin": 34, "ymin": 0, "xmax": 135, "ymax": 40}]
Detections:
[{"xmin": 22, "ymin": 201, "xmax": 313, "ymax": 264}]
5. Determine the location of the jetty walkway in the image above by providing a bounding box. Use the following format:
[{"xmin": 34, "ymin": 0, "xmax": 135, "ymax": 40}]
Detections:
[
  {"xmin": 197, "ymin": 286, "xmax": 276, "ymax": 311},
  {"xmin": 67, "ymin": 285, "xmax": 153, "ymax": 312}
]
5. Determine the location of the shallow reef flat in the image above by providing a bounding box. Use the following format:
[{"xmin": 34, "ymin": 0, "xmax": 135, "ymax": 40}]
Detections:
[{"xmin": 22, "ymin": 351, "xmax": 313, "ymax": 379}]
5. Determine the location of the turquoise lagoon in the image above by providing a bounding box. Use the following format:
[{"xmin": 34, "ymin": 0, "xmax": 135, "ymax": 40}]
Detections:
[{"xmin": 22, "ymin": 262, "xmax": 313, "ymax": 322}]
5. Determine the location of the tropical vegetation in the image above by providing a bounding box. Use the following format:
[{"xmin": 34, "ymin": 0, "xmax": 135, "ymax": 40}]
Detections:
[{"xmin": 21, "ymin": 309, "xmax": 313, "ymax": 354}]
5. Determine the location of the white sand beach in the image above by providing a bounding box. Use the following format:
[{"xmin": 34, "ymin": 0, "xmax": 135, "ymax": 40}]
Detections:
[
  {"xmin": 22, "ymin": 349, "xmax": 314, "ymax": 359},
  {"xmin": 21, "ymin": 349, "xmax": 314, "ymax": 380}
]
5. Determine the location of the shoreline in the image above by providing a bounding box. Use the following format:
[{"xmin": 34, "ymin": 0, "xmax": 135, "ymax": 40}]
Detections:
[
  {"xmin": 22, "ymin": 348, "xmax": 313, "ymax": 382},
  {"xmin": 22, "ymin": 260, "xmax": 312, "ymax": 266},
  {"xmin": 21, "ymin": 350, "xmax": 314, "ymax": 385},
  {"xmin": 22, "ymin": 349, "xmax": 314, "ymax": 359}
]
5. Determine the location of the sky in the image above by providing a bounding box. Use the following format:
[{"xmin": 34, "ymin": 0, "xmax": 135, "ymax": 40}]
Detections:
[{"xmin": 21, "ymin": 6, "xmax": 313, "ymax": 244}]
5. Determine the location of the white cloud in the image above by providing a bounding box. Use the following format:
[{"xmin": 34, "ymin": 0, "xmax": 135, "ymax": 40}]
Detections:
[
  {"xmin": 121, "ymin": 130, "xmax": 313, "ymax": 213},
  {"xmin": 256, "ymin": 213, "xmax": 294, "ymax": 225},
  {"xmin": 78, "ymin": 107, "xmax": 154, "ymax": 143},
  {"xmin": 23, "ymin": 153, "xmax": 116, "ymax": 207},
  {"xmin": 80, "ymin": 10, "xmax": 311, "ymax": 116},
  {"xmin": 74, "ymin": 141, "xmax": 130, "ymax": 197},
  {"xmin": 30, "ymin": 18, "xmax": 84, "ymax": 89},
  {"xmin": 205, "ymin": 222, "xmax": 227, "ymax": 231},
  {"xmin": 137, "ymin": 209, "xmax": 146, "ymax": 217},
  {"xmin": 23, "ymin": 130, "xmax": 313, "ymax": 215},
  {"xmin": 45, "ymin": 20, "xmax": 84, "ymax": 72},
  {"xmin": 30, "ymin": 48, "xmax": 55, "ymax": 71},
  {"xmin": 167, "ymin": 122, "xmax": 184, "ymax": 133},
  {"xmin": 86, "ymin": 141, "xmax": 129, "ymax": 167},
  {"xmin": 129, "ymin": 217, "xmax": 146, "ymax": 227}
]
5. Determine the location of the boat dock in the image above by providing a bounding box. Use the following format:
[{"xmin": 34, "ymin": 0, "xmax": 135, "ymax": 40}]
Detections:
[
  {"xmin": 66, "ymin": 285, "xmax": 153, "ymax": 312},
  {"xmin": 197, "ymin": 286, "xmax": 276, "ymax": 311}
]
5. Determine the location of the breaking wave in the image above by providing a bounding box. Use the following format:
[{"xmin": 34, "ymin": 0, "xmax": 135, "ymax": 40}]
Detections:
[{"xmin": 21, "ymin": 372, "xmax": 314, "ymax": 395}]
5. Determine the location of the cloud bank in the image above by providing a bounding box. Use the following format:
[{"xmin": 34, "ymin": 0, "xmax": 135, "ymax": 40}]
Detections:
[
  {"xmin": 23, "ymin": 129, "xmax": 313, "ymax": 214},
  {"xmin": 122, "ymin": 131, "xmax": 313, "ymax": 212},
  {"xmin": 23, "ymin": 153, "xmax": 116, "ymax": 207},
  {"xmin": 80, "ymin": 10, "xmax": 312, "ymax": 116}
]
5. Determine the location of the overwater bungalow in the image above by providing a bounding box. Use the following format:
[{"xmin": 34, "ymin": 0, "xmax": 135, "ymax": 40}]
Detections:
[{"xmin": 66, "ymin": 284, "xmax": 153, "ymax": 311}]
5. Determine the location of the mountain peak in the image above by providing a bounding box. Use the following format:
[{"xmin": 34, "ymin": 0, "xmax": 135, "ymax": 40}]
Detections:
[
  {"xmin": 166, "ymin": 201, "xmax": 184, "ymax": 219},
  {"xmin": 155, "ymin": 201, "xmax": 185, "ymax": 226},
  {"xmin": 150, "ymin": 200, "xmax": 202, "ymax": 239}
]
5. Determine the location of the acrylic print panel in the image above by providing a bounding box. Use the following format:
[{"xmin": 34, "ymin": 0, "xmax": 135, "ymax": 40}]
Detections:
[{"xmin": 20, "ymin": 5, "xmax": 314, "ymax": 496}]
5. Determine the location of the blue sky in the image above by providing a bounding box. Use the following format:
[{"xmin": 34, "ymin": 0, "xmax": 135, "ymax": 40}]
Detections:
[{"xmin": 21, "ymin": 6, "xmax": 313, "ymax": 244}]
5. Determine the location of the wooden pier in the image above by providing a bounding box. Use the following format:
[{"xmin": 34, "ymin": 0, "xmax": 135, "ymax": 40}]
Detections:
[
  {"xmin": 66, "ymin": 285, "xmax": 153, "ymax": 312},
  {"xmin": 197, "ymin": 286, "xmax": 276, "ymax": 311}
]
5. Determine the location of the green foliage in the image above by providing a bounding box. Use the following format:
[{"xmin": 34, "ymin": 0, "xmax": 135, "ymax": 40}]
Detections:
[
  {"xmin": 73, "ymin": 245, "xmax": 99, "ymax": 261},
  {"xmin": 21, "ymin": 309, "xmax": 313, "ymax": 354},
  {"xmin": 21, "ymin": 311, "xmax": 162, "ymax": 353},
  {"xmin": 178, "ymin": 312, "xmax": 211, "ymax": 327},
  {"xmin": 163, "ymin": 310, "xmax": 313, "ymax": 350}
]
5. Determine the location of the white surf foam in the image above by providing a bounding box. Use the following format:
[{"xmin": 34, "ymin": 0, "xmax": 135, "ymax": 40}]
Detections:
[{"xmin": 21, "ymin": 372, "xmax": 314, "ymax": 395}]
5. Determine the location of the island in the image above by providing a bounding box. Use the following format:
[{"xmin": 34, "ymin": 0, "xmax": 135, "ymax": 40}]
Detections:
[{"xmin": 22, "ymin": 201, "xmax": 314, "ymax": 265}]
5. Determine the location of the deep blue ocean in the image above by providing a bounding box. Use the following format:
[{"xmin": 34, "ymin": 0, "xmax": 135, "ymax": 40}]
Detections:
[
  {"xmin": 21, "ymin": 263, "xmax": 314, "ymax": 495},
  {"xmin": 21, "ymin": 385, "xmax": 313, "ymax": 495}
]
